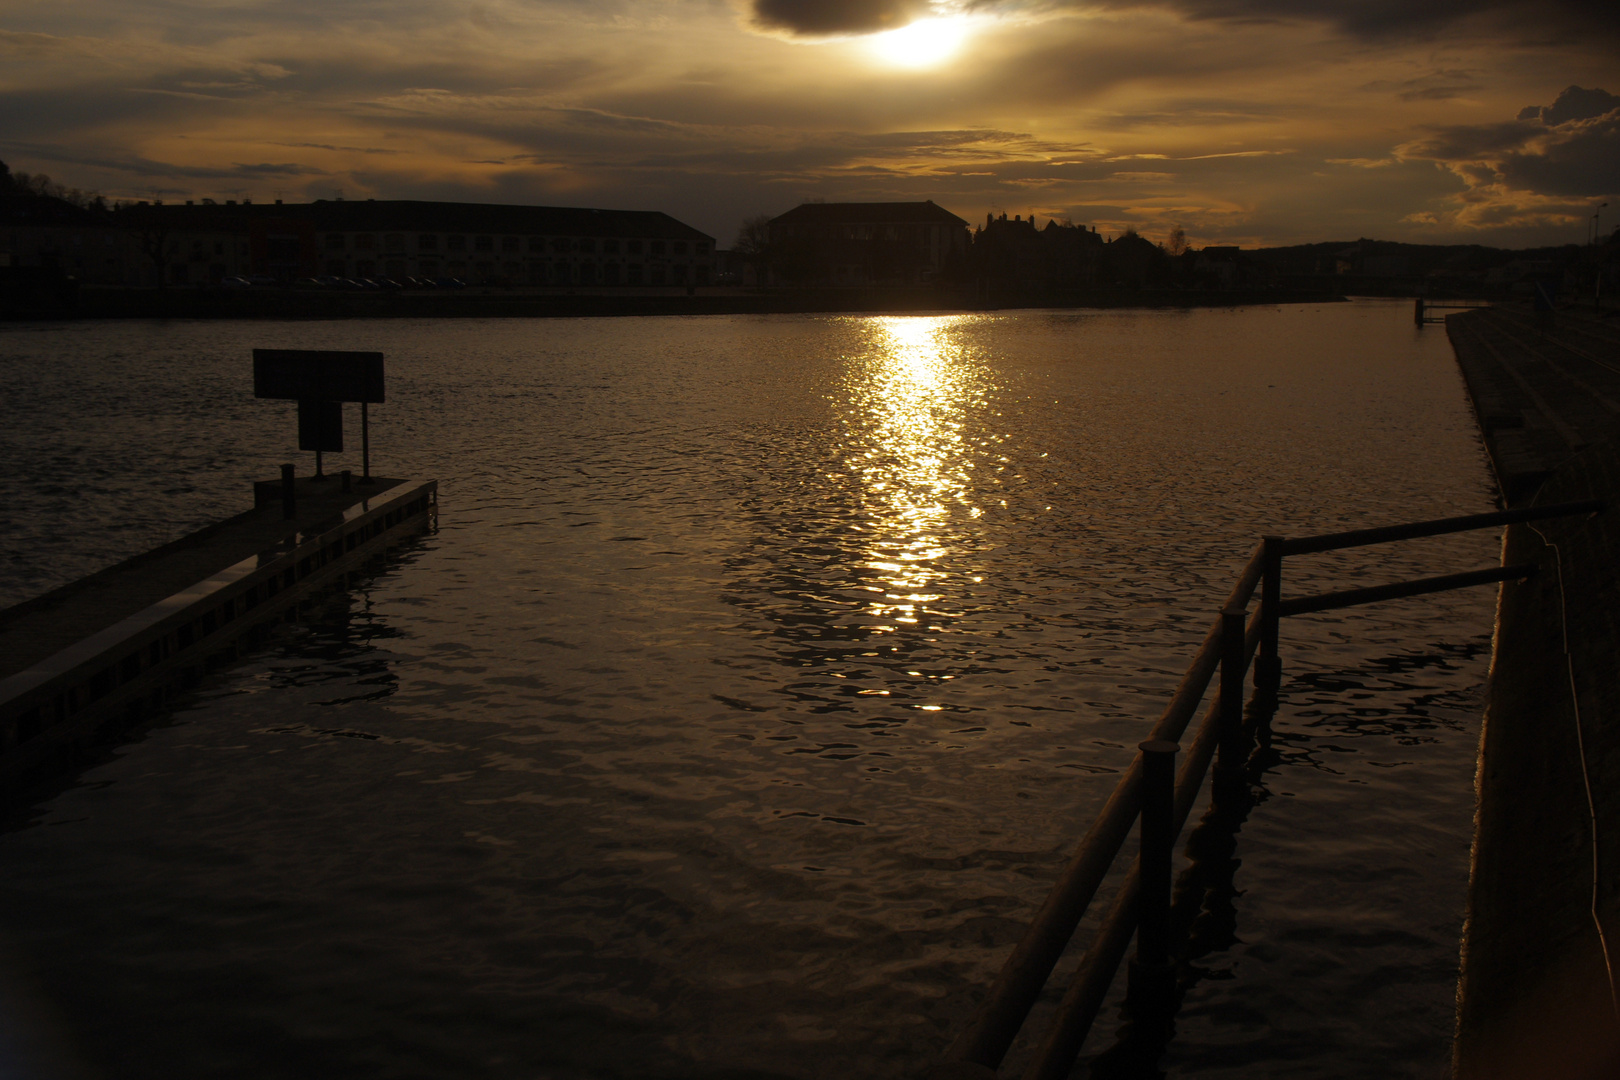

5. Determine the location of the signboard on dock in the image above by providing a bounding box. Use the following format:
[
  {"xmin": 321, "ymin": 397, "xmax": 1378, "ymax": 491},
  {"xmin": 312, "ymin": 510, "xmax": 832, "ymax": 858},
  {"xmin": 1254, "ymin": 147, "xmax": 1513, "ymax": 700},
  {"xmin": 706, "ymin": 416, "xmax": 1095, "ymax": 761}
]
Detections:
[{"xmin": 252, "ymin": 350, "xmax": 385, "ymax": 403}]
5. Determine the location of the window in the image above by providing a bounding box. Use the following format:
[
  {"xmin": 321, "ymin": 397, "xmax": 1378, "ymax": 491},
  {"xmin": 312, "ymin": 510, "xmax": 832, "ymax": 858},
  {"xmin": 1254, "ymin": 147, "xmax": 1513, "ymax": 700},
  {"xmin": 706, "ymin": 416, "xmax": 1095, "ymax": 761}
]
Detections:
[
  {"xmin": 602, "ymin": 239, "xmax": 619, "ymax": 254},
  {"xmin": 650, "ymin": 241, "xmax": 666, "ymax": 255},
  {"xmin": 627, "ymin": 264, "xmax": 643, "ymax": 285},
  {"xmin": 327, "ymin": 259, "xmax": 346, "ymax": 276},
  {"xmin": 554, "ymin": 262, "xmax": 572, "ymax": 284},
  {"xmin": 649, "ymin": 265, "xmax": 666, "ymax": 285},
  {"xmin": 447, "ymin": 235, "xmax": 466, "ymax": 252},
  {"xmin": 354, "ymin": 234, "xmax": 376, "ymax": 251},
  {"xmin": 528, "ymin": 236, "xmax": 545, "ymax": 252},
  {"xmin": 214, "ymin": 241, "xmax": 224, "ymax": 255},
  {"xmin": 696, "ymin": 242, "xmax": 710, "ymax": 255},
  {"xmin": 325, "ymin": 234, "xmax": 345, "ymax": 251},
  {"xmin": 577, "ymin": 239, "xmax": 595, "ymax": 254},
  {"xmin": 385, "ymin": 234, "xmax": 406, "ymax": 252},
  {"xmin": 673, "ymin": 241, "xmax": 687, "ymax": 255},
  {"xmin": 474, "ymin": 235, "xmax": 493, "ymax": 252},
  {"xmin": 627, "ymin": 239, "xmax": 643, "ymax": 254},
  {"xmin": 501, "ymin": 236, "xmax": 519, "ymax": 253},
  {"xmin": 551, "ymin": 238, "xmax": 570, "ymax": 253},
  {"xmin": 603, "ymin": 263, "xmax": 619, "ymax": 284},
  {"xmin": 418, "ymin": 234, "xmax": 439, "ymax": 251}
]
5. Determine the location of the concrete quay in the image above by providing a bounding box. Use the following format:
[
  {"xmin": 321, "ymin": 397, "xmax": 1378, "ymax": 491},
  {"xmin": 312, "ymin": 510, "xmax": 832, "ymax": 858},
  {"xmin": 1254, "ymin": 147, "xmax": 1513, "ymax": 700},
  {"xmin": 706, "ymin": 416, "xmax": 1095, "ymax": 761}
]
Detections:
[
  {"xmin": 0, "ymin": 474, "xmax": 436, "ymax": 795},
  {"xmin": 1446, "ymin": 306, "xmax": 1620, "ymax": 1077}
]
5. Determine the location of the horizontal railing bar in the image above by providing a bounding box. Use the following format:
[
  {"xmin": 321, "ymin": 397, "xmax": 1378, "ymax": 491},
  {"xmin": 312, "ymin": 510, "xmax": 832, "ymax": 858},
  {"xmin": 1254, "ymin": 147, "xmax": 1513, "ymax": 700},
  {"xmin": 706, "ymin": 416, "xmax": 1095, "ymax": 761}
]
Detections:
[
  {"xmin": 1278, "ymin": 563, "xmax": 1535, "ymax": 617},
  {"xmin": 943, "ymin": 546, "xmax": 1266, "ymax": 1071},
  {"xmin": 1278, "ymin": 500, "xmax": 1602, "ymax": 556},
  {"xmin": 1022, "ymin": 608, "xmax": 1261, "ymax": 1080}
]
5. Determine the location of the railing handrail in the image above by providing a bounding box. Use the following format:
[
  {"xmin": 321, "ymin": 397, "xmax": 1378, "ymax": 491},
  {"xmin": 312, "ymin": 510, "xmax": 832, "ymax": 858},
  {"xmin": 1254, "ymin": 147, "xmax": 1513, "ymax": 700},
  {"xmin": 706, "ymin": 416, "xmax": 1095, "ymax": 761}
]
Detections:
[
  {"xmin": 936, "ymin": 497, "xmax": 1605, "ymax": 1079},
  {"xmin": 941, "ymin": 544, "xmax": 1265, "ymax": 1070},
  {"xmin": 1279, "ymin": 499, "xmax": 1601, "ymax": 556}
]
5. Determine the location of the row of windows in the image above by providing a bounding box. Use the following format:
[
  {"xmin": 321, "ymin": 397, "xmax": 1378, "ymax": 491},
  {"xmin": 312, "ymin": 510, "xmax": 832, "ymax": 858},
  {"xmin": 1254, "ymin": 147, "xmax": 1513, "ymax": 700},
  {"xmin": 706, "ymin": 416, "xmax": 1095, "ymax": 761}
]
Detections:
[
  {"xmin": 328, "ymin": 258, "xmax": 709, "ymax": 286},
  {"xmin": 323, "ymin": 233, "xmax": 709, "ymax": 257}
]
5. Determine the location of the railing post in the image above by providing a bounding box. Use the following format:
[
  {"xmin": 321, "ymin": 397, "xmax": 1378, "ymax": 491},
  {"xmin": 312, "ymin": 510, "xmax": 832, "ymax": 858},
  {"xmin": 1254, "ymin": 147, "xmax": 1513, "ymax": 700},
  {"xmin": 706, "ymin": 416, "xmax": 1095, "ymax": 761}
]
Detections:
[
  {"xmin": 280, "ymin": 463, "xmax": 296, "ymax": 521},
  {"xmin": 1128, "ymin": 739, "xmax": 1178, "ymax": 1016},
  {"xmin": 1218, "ymin": 607, "xmax": 1246, "ymax": 773},
  {"xmin": 1255, "ymin": 536, "xmax": 1283, "ymax": 694}
]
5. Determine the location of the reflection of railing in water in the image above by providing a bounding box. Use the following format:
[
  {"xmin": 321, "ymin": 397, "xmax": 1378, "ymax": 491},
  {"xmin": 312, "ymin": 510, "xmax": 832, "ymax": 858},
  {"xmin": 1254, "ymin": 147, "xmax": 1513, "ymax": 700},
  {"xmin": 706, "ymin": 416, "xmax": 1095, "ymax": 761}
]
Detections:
[{"xmin": 929, "ymin": 498, "xmax": 1604, "ymax": 1080}]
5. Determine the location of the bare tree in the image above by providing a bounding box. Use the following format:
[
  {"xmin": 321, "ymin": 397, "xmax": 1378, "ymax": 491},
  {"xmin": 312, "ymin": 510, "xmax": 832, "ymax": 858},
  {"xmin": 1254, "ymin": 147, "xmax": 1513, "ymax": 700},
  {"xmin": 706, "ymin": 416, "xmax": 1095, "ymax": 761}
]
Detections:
[
  {"xmin": 1167, "ymin": 226, "xmax": 1189, "ymax": 258},
  {"xmin": 733, "ymin": 213, "xmax": 773, "ymax": 283}
]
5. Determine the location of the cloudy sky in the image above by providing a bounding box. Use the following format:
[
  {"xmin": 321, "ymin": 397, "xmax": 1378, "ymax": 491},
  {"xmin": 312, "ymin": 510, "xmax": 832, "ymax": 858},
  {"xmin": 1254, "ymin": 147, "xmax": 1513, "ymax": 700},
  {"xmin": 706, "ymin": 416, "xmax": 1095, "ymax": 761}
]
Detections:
[{"xmin": 1, "ymin": 0, "xmax": 1616, "ymax": 249}]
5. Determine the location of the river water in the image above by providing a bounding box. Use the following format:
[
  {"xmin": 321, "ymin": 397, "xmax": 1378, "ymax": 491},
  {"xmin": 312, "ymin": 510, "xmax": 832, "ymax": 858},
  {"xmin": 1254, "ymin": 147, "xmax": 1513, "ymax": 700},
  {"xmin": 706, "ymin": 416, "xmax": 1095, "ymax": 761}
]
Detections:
[{"xmin": 0, "ymin": 302, "xmax": 1497, "ymax": 1078}]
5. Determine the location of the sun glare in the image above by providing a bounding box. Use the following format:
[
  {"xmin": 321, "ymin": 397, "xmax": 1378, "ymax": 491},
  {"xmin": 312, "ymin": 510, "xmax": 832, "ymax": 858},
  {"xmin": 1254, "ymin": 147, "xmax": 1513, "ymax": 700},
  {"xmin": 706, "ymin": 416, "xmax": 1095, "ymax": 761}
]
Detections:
[{"xmin": 867, "ymin": 18, "xmax": 972, "ymax": 69}]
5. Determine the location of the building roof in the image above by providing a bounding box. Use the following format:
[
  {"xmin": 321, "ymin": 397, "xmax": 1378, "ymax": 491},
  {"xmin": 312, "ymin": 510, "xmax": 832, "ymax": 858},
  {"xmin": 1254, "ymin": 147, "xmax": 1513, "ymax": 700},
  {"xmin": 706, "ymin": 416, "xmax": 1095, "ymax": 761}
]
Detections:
[
  {"xmin": 112, "ymin": 199, "xmax": 714, "ymax": 241},
  {"xmin": 770, "ymin": 201, "xmax": 969, "ymax": 227},
  {"xmin": 0, "ymin": 194, "xmax": 107, "ymax": 228}
]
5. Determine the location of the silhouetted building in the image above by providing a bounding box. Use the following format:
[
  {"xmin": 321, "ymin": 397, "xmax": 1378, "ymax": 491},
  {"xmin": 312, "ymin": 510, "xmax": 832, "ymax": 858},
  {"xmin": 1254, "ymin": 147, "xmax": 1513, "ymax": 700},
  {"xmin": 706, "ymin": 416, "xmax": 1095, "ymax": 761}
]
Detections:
[
  {"xmin": 111, "ymin": 199, "xmax": 717, "ymax": 287},
  {"xmin": 971, "ymin": 213, "xmax": 1104, "ymax": 293},
  {"xmin": 766, "ymin": 201, "xmax": 969, "ymax": 286},
  {"xmin": 0, "ymin": 195, "xmax": 125, "ymax": 284}
]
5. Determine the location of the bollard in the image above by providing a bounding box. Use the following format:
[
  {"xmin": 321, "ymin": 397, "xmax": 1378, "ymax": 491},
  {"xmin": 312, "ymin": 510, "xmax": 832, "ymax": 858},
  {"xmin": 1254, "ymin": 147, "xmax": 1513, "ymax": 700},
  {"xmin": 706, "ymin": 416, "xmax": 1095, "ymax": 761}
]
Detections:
[
  {"xmin": 1414, "ymin": 297, "xmax": 1425, "ymax": 325},
  {"xmin": 1128, "ymin": 739, "xmax": 1179, "ymax": 1016},
  {"xmin": 341, "ymin": 469, "xmax": 352, "ymax": 493},
  {"xmin": 280, "ymin": 463, "xmax": 296, "ymax": 520}
]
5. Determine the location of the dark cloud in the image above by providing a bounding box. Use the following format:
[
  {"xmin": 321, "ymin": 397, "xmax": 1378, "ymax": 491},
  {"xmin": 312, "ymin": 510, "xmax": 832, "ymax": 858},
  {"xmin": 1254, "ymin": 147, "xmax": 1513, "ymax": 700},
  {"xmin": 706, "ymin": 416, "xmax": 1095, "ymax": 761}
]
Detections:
[
  {"xmin": 1519, "ymin": 84, "xmax": 1620, "ymax": 125},
  {"xmin": 1403, "ymin": 85, "xmax": 1620, "ymax": 200},
  {"xmin": 748, "ymin": 0, "xmax": 1619, "ymax": 39},
  {"xmin": 751, "ymin": 0, "xmax": 931, "ymax": 36}
]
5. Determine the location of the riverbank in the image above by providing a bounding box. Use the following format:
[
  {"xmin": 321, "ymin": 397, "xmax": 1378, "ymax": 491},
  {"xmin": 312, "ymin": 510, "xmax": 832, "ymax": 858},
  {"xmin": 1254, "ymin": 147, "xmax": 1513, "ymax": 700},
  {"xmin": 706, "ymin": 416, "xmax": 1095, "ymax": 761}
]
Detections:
[
  {"xmin": 1446, "ymin": 305, "xmax": 1620, "ymax": 1078},
  {"xmin": 14, "ymin": 283, "xmax": 1346, "ymax": 320}
]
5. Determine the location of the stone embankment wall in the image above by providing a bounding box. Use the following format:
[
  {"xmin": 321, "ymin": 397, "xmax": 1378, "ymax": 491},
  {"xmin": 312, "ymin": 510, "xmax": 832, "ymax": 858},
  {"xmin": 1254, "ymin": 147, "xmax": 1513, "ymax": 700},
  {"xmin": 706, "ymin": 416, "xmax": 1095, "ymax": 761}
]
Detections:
[{"xmin": 1447, "ymin": 306, "xmax": 1620, "ymax": 1078}]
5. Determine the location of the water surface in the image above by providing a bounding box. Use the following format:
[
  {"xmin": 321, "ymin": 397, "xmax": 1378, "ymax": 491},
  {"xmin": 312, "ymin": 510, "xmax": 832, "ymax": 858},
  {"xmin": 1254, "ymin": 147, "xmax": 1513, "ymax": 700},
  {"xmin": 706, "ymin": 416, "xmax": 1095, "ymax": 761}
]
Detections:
[{"xmin": 0, "ymin": 303, "xmax": 1497, "ymax": 1078}]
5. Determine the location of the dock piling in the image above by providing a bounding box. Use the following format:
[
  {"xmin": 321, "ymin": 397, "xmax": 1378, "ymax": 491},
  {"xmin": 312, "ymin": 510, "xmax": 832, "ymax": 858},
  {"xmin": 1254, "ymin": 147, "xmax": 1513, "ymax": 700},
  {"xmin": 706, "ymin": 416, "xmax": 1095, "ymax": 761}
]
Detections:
[
  {"xmin": 1255, "ymin": 536, "xmax": 1283, "ymax": 695},
  {"xmin": 1218, "ymin": 607, "xmax": 1246, "ymax": 775},
  {"xmin": 1128, "ymin": 740, "xmax": 1179, "ymax": 1015}
]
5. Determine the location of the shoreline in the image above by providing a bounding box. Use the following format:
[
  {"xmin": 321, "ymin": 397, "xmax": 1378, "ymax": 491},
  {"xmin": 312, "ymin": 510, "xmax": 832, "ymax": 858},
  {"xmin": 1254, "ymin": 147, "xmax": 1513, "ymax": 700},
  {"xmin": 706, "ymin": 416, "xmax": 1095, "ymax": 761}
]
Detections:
[{"xmin": 9, "ymin": 284, "xmax": 1351, "ymax": 320}]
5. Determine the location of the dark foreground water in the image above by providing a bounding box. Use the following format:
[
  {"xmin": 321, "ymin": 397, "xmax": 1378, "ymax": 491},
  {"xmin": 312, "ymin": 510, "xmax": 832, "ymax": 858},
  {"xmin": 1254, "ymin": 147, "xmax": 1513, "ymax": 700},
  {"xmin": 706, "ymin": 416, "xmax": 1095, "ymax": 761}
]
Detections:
[{"xmin": 0, "ymin": 303, "xmax": 1496, "ymax": 1078}]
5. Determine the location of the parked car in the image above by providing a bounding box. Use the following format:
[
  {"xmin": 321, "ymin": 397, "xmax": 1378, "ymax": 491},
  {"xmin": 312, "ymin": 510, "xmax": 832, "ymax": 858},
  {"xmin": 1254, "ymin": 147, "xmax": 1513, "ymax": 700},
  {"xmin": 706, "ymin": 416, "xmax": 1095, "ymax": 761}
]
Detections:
[{"xmin": 433, "ymin": 277, "xmax": 468, "ymax": 289}]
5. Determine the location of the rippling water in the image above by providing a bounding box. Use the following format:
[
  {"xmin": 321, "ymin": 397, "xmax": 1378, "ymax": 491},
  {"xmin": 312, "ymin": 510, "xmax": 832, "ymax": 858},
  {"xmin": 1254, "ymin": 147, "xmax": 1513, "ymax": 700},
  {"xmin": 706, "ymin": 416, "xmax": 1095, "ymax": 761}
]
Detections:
[{"xmin": 0, "ymin": 303, "xmax": 1497, "ymax": 1078}]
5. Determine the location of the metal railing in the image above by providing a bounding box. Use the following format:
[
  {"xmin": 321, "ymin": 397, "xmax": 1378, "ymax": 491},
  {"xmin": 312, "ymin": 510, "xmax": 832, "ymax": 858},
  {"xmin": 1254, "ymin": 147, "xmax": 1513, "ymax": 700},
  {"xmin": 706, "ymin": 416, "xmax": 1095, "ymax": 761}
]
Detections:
[
  {"xmin": 931, "ymin": 497, "xmax": 1604, "ymax": 1080},
  {"xmin": 1415, "ymin": 298, "xmax": 1490, "ymax": 325}
]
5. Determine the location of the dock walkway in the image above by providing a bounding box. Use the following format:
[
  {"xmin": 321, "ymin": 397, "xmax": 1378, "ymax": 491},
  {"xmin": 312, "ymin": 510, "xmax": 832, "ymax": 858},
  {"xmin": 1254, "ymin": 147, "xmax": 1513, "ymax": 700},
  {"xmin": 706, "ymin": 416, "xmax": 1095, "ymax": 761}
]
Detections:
[
  {"xmin": 1447, "ymin": 305, "xmax": 1620, "ymax": 1077},
  {"xmin": 0, "ymin": 477, "xmax": 405, "ymax": 682},
  {"xmin": 0, "ymin": 475, "xmax": 436, "ymax": 792}
]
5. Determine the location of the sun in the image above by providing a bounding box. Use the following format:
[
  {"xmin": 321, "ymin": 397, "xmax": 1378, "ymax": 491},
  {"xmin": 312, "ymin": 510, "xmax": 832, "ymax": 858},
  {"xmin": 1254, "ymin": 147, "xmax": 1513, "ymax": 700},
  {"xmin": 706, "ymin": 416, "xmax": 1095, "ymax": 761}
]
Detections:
[{"xmin": 866, "ymin": 18, "xmax": 973, "ymax": 69}]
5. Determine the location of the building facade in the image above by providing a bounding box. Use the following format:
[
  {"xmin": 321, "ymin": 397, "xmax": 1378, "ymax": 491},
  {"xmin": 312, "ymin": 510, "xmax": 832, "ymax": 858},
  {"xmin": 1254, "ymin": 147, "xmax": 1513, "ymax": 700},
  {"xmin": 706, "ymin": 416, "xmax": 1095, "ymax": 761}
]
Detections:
[
  {"xmin": 765, "ymin": 201, "xmax": 970, "ymax": 286},
  {"xmin": 0, "ymin": 195, "xmax": 128, "ymax": 284},
  {"xmin": 111, "ymin": 199, "xmax": 717, "ymax": 287}
]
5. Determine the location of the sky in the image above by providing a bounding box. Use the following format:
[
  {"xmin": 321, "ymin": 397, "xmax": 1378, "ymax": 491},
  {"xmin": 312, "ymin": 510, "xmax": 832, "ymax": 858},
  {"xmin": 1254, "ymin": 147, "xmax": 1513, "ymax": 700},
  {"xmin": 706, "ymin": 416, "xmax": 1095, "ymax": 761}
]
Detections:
[{"xmin": 1, "ymin": 0, "xmax": 1616, "ymax": 250}]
